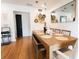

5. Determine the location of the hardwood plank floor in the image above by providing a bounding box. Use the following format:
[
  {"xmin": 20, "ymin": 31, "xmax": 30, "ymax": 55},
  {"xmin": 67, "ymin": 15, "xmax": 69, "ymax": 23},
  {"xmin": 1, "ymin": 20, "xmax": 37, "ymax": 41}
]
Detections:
[{"xmin": 1, "ymin": 36, "xmax": 35, "ymax": 59}]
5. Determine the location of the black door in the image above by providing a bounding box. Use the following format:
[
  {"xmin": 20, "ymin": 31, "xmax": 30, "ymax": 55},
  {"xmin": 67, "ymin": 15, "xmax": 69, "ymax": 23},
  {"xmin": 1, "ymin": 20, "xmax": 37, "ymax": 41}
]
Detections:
[{"xmin": 15, "ymin": 14, "xmax": 23, "ymax": 37}]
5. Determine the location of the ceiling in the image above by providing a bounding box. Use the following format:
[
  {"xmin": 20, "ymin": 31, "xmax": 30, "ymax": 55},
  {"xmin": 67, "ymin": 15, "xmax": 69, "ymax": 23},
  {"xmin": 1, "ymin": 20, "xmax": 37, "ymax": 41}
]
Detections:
[
  {"xmin": 54, "ymin": 1, "xmax": 75, "ymax": 13},
  {"xmin": 1, "ymin": 0, "xmax": 64, "ymax": 9}
]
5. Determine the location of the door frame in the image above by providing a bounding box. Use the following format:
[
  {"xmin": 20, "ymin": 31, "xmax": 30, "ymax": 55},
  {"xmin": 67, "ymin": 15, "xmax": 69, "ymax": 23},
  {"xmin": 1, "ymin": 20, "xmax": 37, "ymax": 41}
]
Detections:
[{"xmin": 13, "ymin": 11, "xmax": 31, "ymax": 38}]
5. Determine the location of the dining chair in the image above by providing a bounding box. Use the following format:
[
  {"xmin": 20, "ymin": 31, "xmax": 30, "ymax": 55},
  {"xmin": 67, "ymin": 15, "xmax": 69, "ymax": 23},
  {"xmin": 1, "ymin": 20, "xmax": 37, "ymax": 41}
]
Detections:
[
  {"xmin": 53, "ymin": 40, "xmax": 77, "ymax": 59},
  {"xmin": 54, "ymin": 29, "xmax": 61, "ymax": 33},
  {"xmin": 32, "ymin": 34, "xmax": 46, "ymax": 59},
  {"xmin": 61, "ymin": 30, "xmax": 71, "ymax": 36},
  {"xmin": 50, "ymin": 28, "xmax": 54, "ymax": 31}
]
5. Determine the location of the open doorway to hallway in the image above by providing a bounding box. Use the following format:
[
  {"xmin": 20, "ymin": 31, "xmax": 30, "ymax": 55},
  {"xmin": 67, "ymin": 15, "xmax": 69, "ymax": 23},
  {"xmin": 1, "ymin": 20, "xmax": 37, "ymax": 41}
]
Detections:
[{"xmin": 13, "ymin": 11, "xmax": 31, "ymax": 38}]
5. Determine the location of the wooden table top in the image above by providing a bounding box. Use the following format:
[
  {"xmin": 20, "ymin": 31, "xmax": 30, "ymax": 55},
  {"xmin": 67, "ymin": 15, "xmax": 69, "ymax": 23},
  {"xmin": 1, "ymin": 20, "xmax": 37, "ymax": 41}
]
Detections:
[{"xmin": 33, "ymin": 30, "xmax": 77, "ymax": 48}]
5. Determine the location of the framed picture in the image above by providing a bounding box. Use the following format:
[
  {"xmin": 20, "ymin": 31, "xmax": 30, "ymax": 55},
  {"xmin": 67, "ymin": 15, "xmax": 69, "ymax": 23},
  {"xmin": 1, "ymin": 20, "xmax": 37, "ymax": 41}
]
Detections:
[
  {"xmin": 51, "ymin": 15, "xmax": 58, "ymax": 23},
  {"xmin": 60, "ymin": 16, "xmax": 67, "ymax": 22}
]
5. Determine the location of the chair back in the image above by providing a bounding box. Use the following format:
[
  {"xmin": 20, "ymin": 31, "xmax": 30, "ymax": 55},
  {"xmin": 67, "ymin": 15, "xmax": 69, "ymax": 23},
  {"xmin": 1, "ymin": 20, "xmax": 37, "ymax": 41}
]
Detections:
[
  {"xmin": 61, "ymin": 30, "xmax": 71, "ymax": 36},
  {"xmin": 54, "ymin": 29, "xmax": 61, "ymax": 33}
]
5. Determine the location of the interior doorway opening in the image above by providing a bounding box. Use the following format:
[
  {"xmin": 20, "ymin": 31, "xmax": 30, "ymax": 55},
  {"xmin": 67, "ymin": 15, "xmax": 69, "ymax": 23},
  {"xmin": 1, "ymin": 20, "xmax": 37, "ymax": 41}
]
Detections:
[{"xmin": 13, "ymin": 11, "xmax": 30, "ymax": 38}]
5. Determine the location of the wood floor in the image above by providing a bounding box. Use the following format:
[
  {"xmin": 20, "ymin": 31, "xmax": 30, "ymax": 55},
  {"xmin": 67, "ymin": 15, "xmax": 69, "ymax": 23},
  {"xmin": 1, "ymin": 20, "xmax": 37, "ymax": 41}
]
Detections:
[{"xmin": 1, "ymin": 36, "xmax": 35, "ymax": 59}]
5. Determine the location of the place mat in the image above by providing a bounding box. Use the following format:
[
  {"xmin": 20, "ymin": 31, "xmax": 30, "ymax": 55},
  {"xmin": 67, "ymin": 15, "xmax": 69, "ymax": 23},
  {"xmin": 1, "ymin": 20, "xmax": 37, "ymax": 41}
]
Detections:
[
  {"xmin": 55, "ymin": 37, "xmax": 68, "ymax": 40},
  {"xmin": 54, "ymin": 33, "xmax": 64, "ymax": 36},
  {"xmin": 41, "ymin": 35, "xmax": 52, "ymax": 38}
]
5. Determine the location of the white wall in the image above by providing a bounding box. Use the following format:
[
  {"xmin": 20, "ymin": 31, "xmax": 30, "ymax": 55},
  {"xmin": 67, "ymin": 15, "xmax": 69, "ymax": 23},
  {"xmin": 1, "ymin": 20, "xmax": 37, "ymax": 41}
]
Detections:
[{"xmin": 1, "ymin": 3, "xmax": 34, "ymax": 41}]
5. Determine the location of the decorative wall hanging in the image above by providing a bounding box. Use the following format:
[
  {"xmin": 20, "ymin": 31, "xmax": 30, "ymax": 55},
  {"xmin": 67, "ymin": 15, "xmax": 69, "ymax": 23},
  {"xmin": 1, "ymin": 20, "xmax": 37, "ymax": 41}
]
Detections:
[
  {"xmin": 34, "ymin": 13, "xmax": 46, "ymax": 23},
  {"xmin": 34, "ymin": 0, "xmax": 47, "ymax": 23},
  {"xmin": 51, "ymin": 15, "xmax": 58, "ymax": 23}
]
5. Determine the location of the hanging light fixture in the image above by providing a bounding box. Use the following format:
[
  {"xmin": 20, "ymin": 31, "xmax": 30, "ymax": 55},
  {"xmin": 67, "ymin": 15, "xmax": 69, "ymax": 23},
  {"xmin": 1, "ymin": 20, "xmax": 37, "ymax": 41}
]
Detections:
[
  {"xmin": 34, "ymin": 0, "xmax": 47, "ymax": 23},
  {"xmin": 42, "ymin": 0, "xmax": 47, "ymax": 18}
]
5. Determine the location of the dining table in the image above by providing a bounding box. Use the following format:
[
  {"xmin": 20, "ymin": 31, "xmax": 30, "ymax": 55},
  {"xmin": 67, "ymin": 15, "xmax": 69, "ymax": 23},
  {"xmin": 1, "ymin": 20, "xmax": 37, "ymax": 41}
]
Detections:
[{"xmin": 32, "ymin": 30, "xmax": 77, "ymax": 59}]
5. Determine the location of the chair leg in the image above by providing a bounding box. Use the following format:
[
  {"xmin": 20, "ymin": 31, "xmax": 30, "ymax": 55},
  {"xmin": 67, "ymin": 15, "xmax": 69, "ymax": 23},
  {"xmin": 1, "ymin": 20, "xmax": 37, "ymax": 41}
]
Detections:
[
  {"xmin": 53, "ymin": 51, "xmax": 58, "ymax": 59},
  {"xmin": 38, "ymin": 49, "xmax": 43, "ymax": 59},
  {"xmin": 38, "ymin": 49, "xmax": 46, "ymax": 59}
]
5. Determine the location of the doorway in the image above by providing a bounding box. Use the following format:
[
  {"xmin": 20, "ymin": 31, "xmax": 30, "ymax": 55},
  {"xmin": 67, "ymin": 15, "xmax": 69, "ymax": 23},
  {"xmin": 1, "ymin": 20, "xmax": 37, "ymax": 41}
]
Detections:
[
  {"xmin": 14, "ymin": 11, "xmax": 30, "ymax": 38},
  {"xmin": 15, "ymin": 14, "xmax": 23, "ymax": 37}
]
